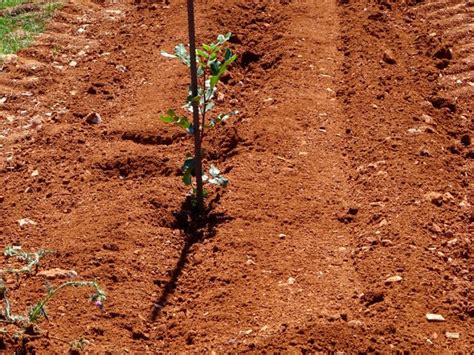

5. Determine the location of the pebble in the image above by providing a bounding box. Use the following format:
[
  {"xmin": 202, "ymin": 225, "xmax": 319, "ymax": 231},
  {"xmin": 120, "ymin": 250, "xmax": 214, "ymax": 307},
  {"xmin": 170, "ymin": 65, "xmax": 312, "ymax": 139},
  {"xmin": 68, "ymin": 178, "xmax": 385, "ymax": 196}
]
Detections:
[
  {"xmin": 116, "ymin": 64, "xmax": 127, "ymax": 73},
  {"xmin": 17, "ymin": 218, "xmax": 37, "ymax": 227},
  {"xmin": 287, "ymin": 277, "xmax": 296, "ymax": 285},
  {"xmin": 421, "ymin": 114, "xmax": 435, "ymax": 125},
  {"xmin": 69, "ymin": 60, "xmax": 78, "ymax": 67},
  {"xmin": 431, "ymin": 222, "xmax": 443, "ymax": 234},
  {"xmin": 446, "ymin": 238, "xmax": 458, "ymax": 247},
  {"xmin": 84, "ymin": 112, "xmax": 102, "ymax": 124},
  {"xmin": 382, "ymin": 49, "xmax": 397, "ymax": 64},
  {"xmin": 419, "ymin": 148, "xmax": 431, "ymax": 157},
  {"xmin": 381, "ymin": 239, "xmax": 393, "ymax": 246},
  {"xmin": 426, "ymin": 313, "xmax": 445, "ymax": 322},
  {"xmin": 445, "ymin": 332, "xmax": 460, "ymax": 339},
  {"xmin": 38, "ymin": 268, "xmax": 78, "ymax": 279},
  {"xmin": 348, "ymin": 320, "xmax": 364, "ymax": 328},
  {"xmin": 385, "ymin": 275, "xmax": 403, "ymax": 283},
  {"xmin": 278, "ymin": 233, "xmax": 286, "ymax": 240},
  {"xmin": 31, "ymin": 169, "xmax": 39, "ymax": 177},
  {"xmin": 442, "ymin": 192, "xmax": 455, "ymax": 203},
  {"xmin": 424, "ymin": 192, "xmax": 443, "ymax": 206}
]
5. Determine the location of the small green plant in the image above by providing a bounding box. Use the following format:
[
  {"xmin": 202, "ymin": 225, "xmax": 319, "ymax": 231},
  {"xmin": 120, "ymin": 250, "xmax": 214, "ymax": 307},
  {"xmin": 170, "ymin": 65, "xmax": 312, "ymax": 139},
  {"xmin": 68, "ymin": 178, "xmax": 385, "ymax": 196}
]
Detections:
[
  {"xmin": 69, "ymin": 337, "xmax": 90, "ymax": 352},
  {"xmin": 160, "ymin": 33, "xmax": 238, "ymax": 207},
  {"xmin": 0, "ymin": 246, "xmax": 106, "ymax": 339}
]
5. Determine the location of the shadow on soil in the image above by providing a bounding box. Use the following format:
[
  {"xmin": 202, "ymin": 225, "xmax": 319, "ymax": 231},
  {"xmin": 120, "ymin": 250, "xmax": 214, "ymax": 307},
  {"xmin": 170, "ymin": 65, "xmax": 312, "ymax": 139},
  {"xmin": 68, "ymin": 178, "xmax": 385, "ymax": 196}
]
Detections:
[{"xmin": 150, "ymin": 194, "xmax": 232, "ymax": 321}]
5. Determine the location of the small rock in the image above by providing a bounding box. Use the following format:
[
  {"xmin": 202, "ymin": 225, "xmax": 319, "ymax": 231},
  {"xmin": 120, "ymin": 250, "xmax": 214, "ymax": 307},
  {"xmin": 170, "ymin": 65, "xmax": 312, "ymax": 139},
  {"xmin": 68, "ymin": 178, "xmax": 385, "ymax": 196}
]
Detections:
[
  {"xmin": 419, "ymin": 148, "xmax": 431, "ymax": 157},
  {"xmin": 348, "ymin": 320, "xmax": 364, "ymax": 328},
  {"xmin": 408, "ymin": 127, "xmax": 423, "ymax": 134},
  {"xmin": 381, "ymin": 239, "xmax": 393, "ymax": 246},
  {"xmin": 31, "ymin": 169, "xmax": 39, "ymax": 177},
  {"xmin": 442, "ymin": 192, "xmax": 455, "ymax": 203},
  {"xmin": 287, "ymin": 277, "xmax": 296, "ymax": 285},
  {"xmin": 217, "ymin": 92, "xmax": 225, "ymax": 103},
  {"xmin": 445, "ymin": 332, "xmax": 460, "ymax": 339},
  {"xmin": 38, "ymin": 268, "xmax": 77, "ymax": 279},
  {"xmin": 459, "ymin": 198, "xmax": 470, "ymax": 208},
  {"xmin": 446, "ymin": 238, "xmax": 458, "ymax": 247},
  {"xmin": 278, "ymin": 233, "xmax": 286, "ymax": 240},
  {"xmin": 132, "ymin": 330, "xmax": 150, "ymax": 340},
  {"xmin": 385, "ymin": 275, "xmax": 403, "ymax": 283},
  {"xmin": 240, "ymin": 329, "xmax": 253, "ymax": 336},
  {"xmin": 31, "ymin": 117, "xmax": 42, "ymax": 129},
  {"xmin": 382, "ymin": 50, "xmax": 397, "ymax": 64},
  {"xmin": 69, "ymin": 60, "xmax": 78, "ymax": 67},
  {"xmin": 426, "ymin": 313, "xmax": 445, "ymax": 322},
  {"xmin": 361, "ymin": 291, "xmax": 384, "ymax": 306},
  {"xmin": 460, "ymin": 134, "xmax": 471, "ymax": 147},
  {"xmin": 421, "ymin": 114, "xmax": 435, "ymax": 125},
  {"xmin": 430, "ymin": 222, "xmax": 443, "ymax": 234},
  {"xmin": 116, "ymin": 64, "xmax": 127, "ymax": 73},
  {"xmin": 17, "ymin": 218, "xmax": 37, "ymax": 227},
  {"xmin": 324, "ymin": 312, "xmax": 341, "ymax": 321},
  {"xmin": 348, "ymin": 207, "xmax": 359, "ymax": 215},
  {"xmin": 84, "ymin": 112, "xmax": 102, "ymax": 124},
  {"xmin": 424, "ymin": 192, "xmax": 443, "ymax": 206}
]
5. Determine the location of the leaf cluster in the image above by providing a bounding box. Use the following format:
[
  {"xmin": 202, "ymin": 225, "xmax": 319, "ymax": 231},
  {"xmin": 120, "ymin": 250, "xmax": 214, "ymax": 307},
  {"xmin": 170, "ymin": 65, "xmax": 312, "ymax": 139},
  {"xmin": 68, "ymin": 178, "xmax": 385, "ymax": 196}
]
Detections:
[{"xmin": 160, "ymin": 33, "xmax": 238, "ymax": 196}]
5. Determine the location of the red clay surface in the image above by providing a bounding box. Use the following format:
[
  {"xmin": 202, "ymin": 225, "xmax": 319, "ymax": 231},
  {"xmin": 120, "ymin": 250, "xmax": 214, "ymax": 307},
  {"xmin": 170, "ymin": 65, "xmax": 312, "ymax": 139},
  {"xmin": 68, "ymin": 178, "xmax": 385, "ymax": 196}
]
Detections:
[{"xmin": 0, "ymin": 0, "xmax": 472, "ymax": 352}]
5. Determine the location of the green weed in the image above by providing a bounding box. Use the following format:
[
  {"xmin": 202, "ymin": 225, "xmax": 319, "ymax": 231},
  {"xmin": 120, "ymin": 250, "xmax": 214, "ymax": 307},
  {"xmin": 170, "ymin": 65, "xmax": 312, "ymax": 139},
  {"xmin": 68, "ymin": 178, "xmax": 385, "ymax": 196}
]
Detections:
[
  {"xmin": 0, "ymin": 1, "xmax": 63, "ymax": 56},
  {"xmin": 0, "ymin": 246, "xmax": 106, "ymax": 339}
]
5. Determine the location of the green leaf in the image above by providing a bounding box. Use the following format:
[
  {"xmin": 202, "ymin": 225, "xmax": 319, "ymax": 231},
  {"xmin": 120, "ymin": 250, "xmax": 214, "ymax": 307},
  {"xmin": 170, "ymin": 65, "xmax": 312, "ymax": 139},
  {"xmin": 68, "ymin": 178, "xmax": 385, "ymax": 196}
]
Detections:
[
  {"xmin": 160, "ymin": 109, "xmax": 178, "ymax": 123},
  {"xmin": 204, "ymin": 102, "xmax": 215, "ymax": 113},
  {"xmin": 181, "ymin": 157, "xmax": 195, "ymax": 186},
  {"xmin": 160, "ymin": 109, "xmax": 192, "ymax": 133},
  {"xmin": 209, "ymin": 111, "xmax": 239, "ymax": 127},
  {"xmin": 224, "ymin": 54, "xmax": 238, "ymax": 66},
  {"xmin": 182, "ymin": 171, "xmax": 192, "ymax": 186},
  {"xmin": 224, "ymin": 48, "xmax": 232, "ymax": 61},
  {"xmin": 202, "ymin": 44, "xmax": 213, "ymax": 52},
  {"xmin": 161, "ymin": 51, "xmax": 176, "ymax": 58},
  {"xmin": 217, "ymin": 34, "xmax": 226, "ymax": 44},
  {"xmin": 209, "ymin": 165, "xmax": 220, "ymax": 177},
  {"xmin": 210, "ymin": 75, "xmax": 219, "ymax": 89},
  {"xmin": 196, "ymin": 49, "xmax": 209, "ymax": 59},
  {"xmin": 210, "ymin": 61, "xmax": 221, "ymax": 75},
  {"xmin": 175, "ymin": 43, "xmax": 190, "ymax": 66},
  {"xmin": 209, "ymin": 176, "xmax": 229, "ymax": 187}
]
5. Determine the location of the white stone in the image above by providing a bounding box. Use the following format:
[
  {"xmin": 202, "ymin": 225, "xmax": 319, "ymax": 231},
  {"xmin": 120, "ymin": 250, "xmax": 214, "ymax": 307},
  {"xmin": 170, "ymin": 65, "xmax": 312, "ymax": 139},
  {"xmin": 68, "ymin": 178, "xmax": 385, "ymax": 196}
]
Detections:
[
  {"xmin": 426, "ymin": 313, "xmax": 445, "ymax": 322},
  {"xmin": 385, "ymin": 275, "xmax": 403, "ymax": 283},
  {"xmin": 445, "ymin": 332, "xmax": 459, "ymax": 339},
  {"xmin": 17, "ymin": 218, "xmax": 37, "ymax": 227}
]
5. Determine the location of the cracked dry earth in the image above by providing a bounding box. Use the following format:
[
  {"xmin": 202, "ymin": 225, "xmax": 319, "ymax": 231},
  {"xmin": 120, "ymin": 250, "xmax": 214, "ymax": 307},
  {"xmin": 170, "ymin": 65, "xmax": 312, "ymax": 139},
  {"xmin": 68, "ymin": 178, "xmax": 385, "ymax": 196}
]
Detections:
[{"xmin": 0, "ymin": 0, "xmax": 472, "ymax": 352}]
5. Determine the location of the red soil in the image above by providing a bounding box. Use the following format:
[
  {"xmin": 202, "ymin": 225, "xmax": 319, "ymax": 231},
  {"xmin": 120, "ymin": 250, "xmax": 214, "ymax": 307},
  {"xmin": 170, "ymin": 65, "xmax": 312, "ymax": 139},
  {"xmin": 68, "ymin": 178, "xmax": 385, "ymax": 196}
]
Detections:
[{"xmin": 0, "ymin": 0, "xmax": 472, "ymax": 352}]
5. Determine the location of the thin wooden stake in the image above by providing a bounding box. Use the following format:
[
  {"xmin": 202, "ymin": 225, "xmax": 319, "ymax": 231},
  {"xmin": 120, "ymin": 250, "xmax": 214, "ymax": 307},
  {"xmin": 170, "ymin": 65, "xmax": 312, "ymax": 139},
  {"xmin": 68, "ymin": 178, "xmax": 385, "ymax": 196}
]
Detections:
[{"xmin": 186, "ymin": 0, "xmax": 204, "ymax": 214}]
